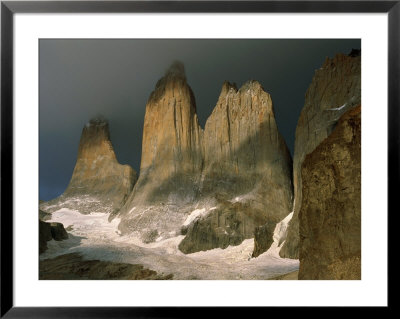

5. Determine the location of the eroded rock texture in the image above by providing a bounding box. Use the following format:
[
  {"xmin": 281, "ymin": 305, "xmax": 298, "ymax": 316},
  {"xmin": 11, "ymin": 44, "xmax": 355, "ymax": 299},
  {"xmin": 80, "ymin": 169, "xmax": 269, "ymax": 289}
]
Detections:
[
  {"xmin": 118, "ymin": 64, "xmax": 293, "ymax": 251},
  {"xmin": 40, "ymin": 117, "xmax": 137, "ymax": 215},
  {"xmin": 118, "ymin": 62, "xmax": 204, "ymax": 239},
  {"xmin": 179, "ymin": 80, "xmax": 293, "ymax": 253},
  {"xmin": 298, "ymin": 106, "xmax": 361, "ymax": 280},
  {"xmin": 280, "ymin": 51, "xmax": 361, "ymax": 258}
]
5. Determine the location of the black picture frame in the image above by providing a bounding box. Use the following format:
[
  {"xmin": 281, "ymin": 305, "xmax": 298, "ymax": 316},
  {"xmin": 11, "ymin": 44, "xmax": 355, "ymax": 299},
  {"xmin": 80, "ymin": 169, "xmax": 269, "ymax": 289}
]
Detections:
[{"xmin": 1, "ymin": 0, "xmax": 396, "ymax": 317}]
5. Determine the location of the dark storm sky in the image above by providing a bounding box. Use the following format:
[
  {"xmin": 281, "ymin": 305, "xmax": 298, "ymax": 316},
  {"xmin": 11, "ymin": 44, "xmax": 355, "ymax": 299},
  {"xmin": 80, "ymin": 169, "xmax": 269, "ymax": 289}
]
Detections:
[{"xmin": 39, "ymin": 39, "xmax": 361, "ymax": 201}]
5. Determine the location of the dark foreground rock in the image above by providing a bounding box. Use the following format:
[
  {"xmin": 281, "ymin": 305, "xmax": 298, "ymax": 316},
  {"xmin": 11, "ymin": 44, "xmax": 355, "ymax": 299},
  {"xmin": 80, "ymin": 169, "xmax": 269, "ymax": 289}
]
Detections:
[
  {"xmin": 252, "ymin": 222, "xmax": 276, "ymax": 258},
  {"xmin": 178, "ymin": 200, "xmax": 271, "ymax": 254},
  {"xmin": 269, "ymin": 270, "xmax": 299, "ymax": 280},
  {"xmin": 298, "ymin": 106, "xmax": 361, "ymax": 280},
  {"xmin": 50, "ymin": 222, "xmax": 69, "ymax": 241},
  {"xmin": 281, "ymin": 51, "xmax": 361, "ymax": 259},
  {"xmin": 39, "ymin": 253, "xmax": 173, "ymax": 280},
  {"xmin": 39, "ymin": 220, "xmax": 68, "ymax": 254}
]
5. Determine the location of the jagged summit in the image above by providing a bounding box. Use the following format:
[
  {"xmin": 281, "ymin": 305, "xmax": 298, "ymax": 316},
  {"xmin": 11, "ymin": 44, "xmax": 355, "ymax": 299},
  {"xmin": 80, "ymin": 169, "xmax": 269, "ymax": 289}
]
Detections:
[
  {"xmin": 220, "ymin": 80, "xmax": 267, "ymax": 96},
  {"xmin": 220, "ymin": 81, "xmax": 238, "ymax": 95},
  {"xmin": 322, "ymin": 51, "xmax": 361, "ymax": 70},
  {"xmin": 238, "ymin": 79, "xmax": 264, "ymax": 92}
]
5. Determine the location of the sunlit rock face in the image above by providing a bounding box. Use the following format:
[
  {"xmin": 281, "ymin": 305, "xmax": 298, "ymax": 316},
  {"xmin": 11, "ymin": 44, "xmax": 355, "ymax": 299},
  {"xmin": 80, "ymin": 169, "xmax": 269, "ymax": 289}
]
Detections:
[
  {"xmin": 118, "ymin": 63, "xmax": 294, "ymax": 250},
  {"xmin": 117, "ymin": 62, "xmax": 204, "ymax": 240},
  {"xmin": 179, "ymin": 81, "xmax": 293, "ymax": 253},
  {"xmin": 140, "ymin": 61, "xmax": 203, "ymax": 183},
  {"xmin": 201, "ymin": 80, "xmax": 293, "ymax": 202},
  {"xmin": 179, "ymin": 80, "xmax": 293, "ymax": 253},
  {"xmin": 40, "ymin": 117, "xmax": 137, "ymax": 215},
  {"xmin": 280, "ymin": 50, "xmax": 361, "ymax": 259},
  {"xmin": 298, "ymin": 106, "xmax": 361, "ymax": 279}
]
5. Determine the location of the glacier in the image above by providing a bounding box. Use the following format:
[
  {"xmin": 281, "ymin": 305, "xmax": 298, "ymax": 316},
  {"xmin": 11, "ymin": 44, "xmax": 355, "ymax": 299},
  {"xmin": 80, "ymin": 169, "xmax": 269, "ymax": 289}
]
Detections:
[{"xmin": 41, "ymin": 208, "xmax": 299, "ymax": 280}]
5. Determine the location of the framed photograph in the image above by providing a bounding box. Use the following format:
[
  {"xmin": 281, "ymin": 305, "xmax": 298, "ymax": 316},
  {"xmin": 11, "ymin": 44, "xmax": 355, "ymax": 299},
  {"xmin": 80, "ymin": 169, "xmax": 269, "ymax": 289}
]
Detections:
[{"xmin": 1, "ymin": 0, "xmax": 395, "ymax": 316}]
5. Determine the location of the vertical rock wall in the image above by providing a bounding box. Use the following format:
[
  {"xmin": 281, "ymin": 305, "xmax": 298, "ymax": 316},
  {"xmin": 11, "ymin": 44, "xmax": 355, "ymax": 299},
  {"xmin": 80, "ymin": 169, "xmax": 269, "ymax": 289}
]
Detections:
[
  {"xmin": 280, "ymin": 51, "xmax": 361, "ymax": 258},
  {"xmin": 298, "ymin": 106, "xmax": 361, "ymax": 279},
  {"xmin": 118, "ymin": 62, "xmax": 204, "ymax": 239}
]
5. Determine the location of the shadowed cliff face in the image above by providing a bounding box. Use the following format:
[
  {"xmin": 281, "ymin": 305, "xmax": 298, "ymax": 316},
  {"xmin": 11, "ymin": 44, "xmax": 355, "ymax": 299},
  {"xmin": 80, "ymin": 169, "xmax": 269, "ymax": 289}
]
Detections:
[
  {"xmin": 118, "ymin": 63, "xmax": 293, "ymax": 253},
  {"xmin": 298, "ymin": 106, "xmax": 361, "ymax": 279},
  {"xmin": 40, "ymin": 117, "xmax": 137, "ymax": 215},
  {"xmin": 280, "ymin": 51, "xmax": 361, "ymax": 259}
]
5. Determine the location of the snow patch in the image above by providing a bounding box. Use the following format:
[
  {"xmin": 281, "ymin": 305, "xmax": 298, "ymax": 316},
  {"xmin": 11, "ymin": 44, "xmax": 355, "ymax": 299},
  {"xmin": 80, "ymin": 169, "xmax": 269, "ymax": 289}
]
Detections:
[
  {"xmin": 48, "ymin": 208, "xmax": 121, "ymax": 239},
  {"xmin": 41, "ymin": 208, "xmax": 299, "ymax": 279},
  {"xmin": 328, "ymin": 103, "xmax": 347, "ymax": 111},
  {"xmin": 183, "ymin": 207, "xmax": 217, "ymax": 226},
  {"xmin": 232, "ymin": 196, "xmax": 244, "ymax": 203},
  {"xmin": 229, "ymin": 191, "xmax": 255, "ymax": 204},
  {"xmin": 263, "ymin": 211, "xmax": 294, "ymax": 257}
]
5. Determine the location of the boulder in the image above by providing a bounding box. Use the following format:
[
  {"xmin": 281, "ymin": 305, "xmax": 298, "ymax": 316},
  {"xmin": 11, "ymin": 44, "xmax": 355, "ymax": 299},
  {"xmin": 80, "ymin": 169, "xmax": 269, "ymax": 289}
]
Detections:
[
  {"xmin": 50, "ymin": 222, "xmax": 69, "ymax": 241},
  {"xmin": 39, "ymin": 219, "xmax": 69, "ymax": 254}
]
